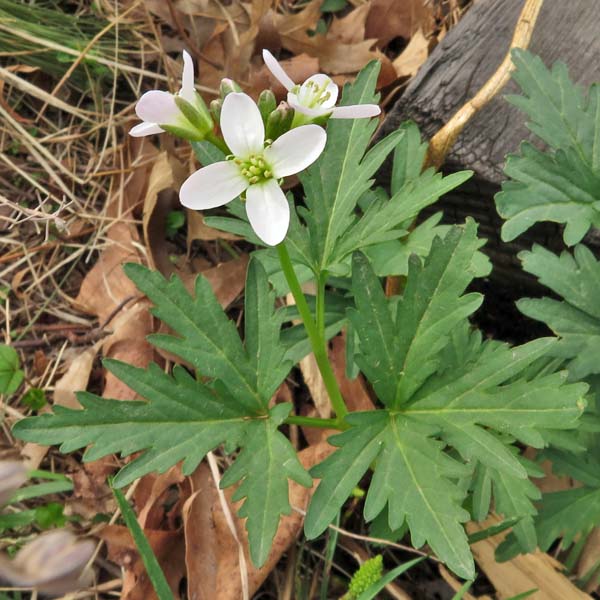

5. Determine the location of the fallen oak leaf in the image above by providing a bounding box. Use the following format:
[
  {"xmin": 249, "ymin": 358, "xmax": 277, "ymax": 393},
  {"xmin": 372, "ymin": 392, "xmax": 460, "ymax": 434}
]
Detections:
[
  {"xmin": 392, "ymin": 28, "xmax": 429, "ymax": 79},
  {"xmin": 101, "ymin": 524, "xmax": 185, "ymax": 600},
  {"xmin": 101, "ymin": 301, "xmax": 154, "ymax": 401},
  {"xmin": 467, "ymin": 516, "xmax": 591, "ymax": 600},
  {"xmin": 73, "ymin": 222, "xmax": 141, "ymax": 323},
  {"xmin": 134, "ymin": 465, "xmax": 186, "ymax": 530},
  {"xmin": 328, "ymin": 3, "xmax": 371, "ymax": 45},
  {"xmin": 198, "ymin": 254, "xmax": 250, "ymax": 309},
  {"xmin": 53, "ymin": 343, "xmax": 101, "ymax": 409},
  {"xmin": 183, "ymin": 441, "xmax": 334, "ymax": 599},
  {"xmin": 141, "ymin": 151, "xmax": 188, "ymax": 277},
  {"xmin": 186, "ymin": 210, "xmax": 241, "ymax": 246},
  {"xmin": 365, "ymin": 0, "xmax": 435, "ymax": 48}
]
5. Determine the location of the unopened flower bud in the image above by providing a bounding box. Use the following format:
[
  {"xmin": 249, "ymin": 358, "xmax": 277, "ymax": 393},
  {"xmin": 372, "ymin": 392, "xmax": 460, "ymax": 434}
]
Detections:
[
  {"xmin": 266, "ymin": 101, "xmax": 294, "ymax": 141},
  {"xmin": 210, "ymin": 98, "xmax": 222, "ymax": 122},
  {"xmin": 220, "ymin": 78, "xmax": 242, "ymax": 99},
  {"xmin": 164, "ymin": 95, "xmax": 213, "ymax": 142},
  {"xmin": 257, "ymin": 89, "xmax": 276, "ymax": 124}
]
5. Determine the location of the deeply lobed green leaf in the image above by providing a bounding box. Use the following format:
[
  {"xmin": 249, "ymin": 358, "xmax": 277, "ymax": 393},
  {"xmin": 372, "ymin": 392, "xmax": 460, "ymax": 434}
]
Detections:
[
  {"xmin": 305, "ymin": 224, "xmax": 587, "ymax": 580},
  {"xmin": 12, "ymin": 260, "xmax": 309, "ymax": 567},
  {"xmin": 495, "ymin": 50, "xmax": 600, "ymax": 244},
  {"xmin": 518, "ymin": 244, "xmax": 600, "ymax": 380},
  {"xmin": 348, "ymin": 220, "xmax": 483, "ymax": 408}
]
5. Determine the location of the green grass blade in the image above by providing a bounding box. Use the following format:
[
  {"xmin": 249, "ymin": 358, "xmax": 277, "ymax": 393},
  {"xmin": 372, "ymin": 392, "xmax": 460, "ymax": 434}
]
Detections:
[
  {"xmin": 10, "ymin": 480, "xmax": 73, "ymax": 502},
  {"xmin": 113, "ymin": 487, "xmax": 175, "ymax": 600},
  {"xmin": 451, "ymin": 580, "xmax": 474, "ymax": 600}
]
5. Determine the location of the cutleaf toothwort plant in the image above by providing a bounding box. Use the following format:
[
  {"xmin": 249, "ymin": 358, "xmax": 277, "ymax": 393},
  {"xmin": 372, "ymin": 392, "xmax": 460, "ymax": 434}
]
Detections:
[
  {"xmin": 490, "ymin": 50, "xmax": 600, "ymax": 567},
  {"xmin": 13, "ymin": 50, "xmax": 591, "ymax": 580}
]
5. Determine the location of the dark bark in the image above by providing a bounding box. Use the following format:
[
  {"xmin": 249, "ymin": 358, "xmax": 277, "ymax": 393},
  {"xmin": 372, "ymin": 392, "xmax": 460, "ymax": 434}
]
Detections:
[{"xmin": 378, "ymin": 0, "xmax": 600, "ymax": 341}]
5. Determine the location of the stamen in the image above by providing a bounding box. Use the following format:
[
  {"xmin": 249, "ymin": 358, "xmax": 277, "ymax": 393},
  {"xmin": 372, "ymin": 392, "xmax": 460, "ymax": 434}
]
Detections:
[{"xmin": 237, "ymin": 152, "xmax": 274, "ymax": 184}]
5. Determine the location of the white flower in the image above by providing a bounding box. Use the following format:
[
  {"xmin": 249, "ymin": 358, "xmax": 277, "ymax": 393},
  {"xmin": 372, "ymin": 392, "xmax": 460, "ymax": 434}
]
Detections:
[
  {"xmin": 130, "ymin": 51, "xmax": 211, "ymax": 139},
  {"xmin": 180, "ymin": 92, "xmax": 326, "ymax": 246},
  {"xmin": 262, "ymin": 49, "xmax": 381, "ymax": 120}
]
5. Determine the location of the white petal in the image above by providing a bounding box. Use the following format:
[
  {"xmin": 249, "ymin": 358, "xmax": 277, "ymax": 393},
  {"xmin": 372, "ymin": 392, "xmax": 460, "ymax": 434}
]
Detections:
[
  {"xmin": 331, "ymin": 104, "xmax": 381, "ymax": 119},
  {"xmin": 262, "ymin": 49, "xmax": 295, "ymax": 91},
  {"xmin": 135, "ymin": 90, "xmax": 180, "ymax": 125},
  {"xmin": 264, "ymin": 124, "xmax": 326, "ymax": 178},
  {"xmin": 128, "ymin": 122, "xmax": 165, "ymax": 137},
  {"xmin": 220, "ymin": 93, "xmax": 265, "ymax": 157},
  {"xmin": 180, "ymin": 161, "xmax": 248, "ymax": 210},
  {"xmin": 179, "ymin": 50, "xmax": 196, "ymax": 104},
  {"xmin": 288, "ymin": 93, "xmax": 332, "ymax": 117},
  {"xmin": 246, "ymin": 180, "xmax": 290, "ymax": 246}
]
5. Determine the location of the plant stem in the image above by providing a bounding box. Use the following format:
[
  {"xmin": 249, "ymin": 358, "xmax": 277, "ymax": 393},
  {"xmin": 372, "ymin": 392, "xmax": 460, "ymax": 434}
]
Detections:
[
  {"xmin": 205, "ymin": 130, "xmax": 229, "ymax": 155},
  {"xmin": 285, "ymin": 415, "xmax": 344, "ymax": 430},
  {"xmin": 316, "ymin": 270, "xmax": 328, "ymax": 340},
  {"xmin": 277, "ymin": 242, "xmax": 348, "ymax": 422}
]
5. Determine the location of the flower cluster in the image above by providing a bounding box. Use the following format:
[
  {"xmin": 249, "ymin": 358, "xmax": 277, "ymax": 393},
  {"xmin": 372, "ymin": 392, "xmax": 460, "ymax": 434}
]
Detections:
[{"xmin": 130, "ymin": 50, "xmax": 381, "ymax": 245}]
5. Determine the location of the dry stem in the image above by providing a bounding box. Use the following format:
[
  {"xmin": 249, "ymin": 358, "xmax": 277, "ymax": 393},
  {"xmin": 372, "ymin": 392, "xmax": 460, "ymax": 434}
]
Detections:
[{"xmin": 424, "ymin": 0, "xmax": 544, "ymax": 169}]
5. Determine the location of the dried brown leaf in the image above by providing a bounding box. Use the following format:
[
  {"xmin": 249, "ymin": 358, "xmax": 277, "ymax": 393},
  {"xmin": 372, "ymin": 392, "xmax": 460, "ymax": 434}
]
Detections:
[
  {"xmin": 182, "ymin": 441, "xmax": 334, "ymax": 599},
  {"xmin": 70, "ymin": 461, "xmax": 115, "ymax": 518},
  {"xmin": 196, "ymin": 254, "xmax": 250, "ymax": 309},
  {"xmin": 101, "ymin": 302, "xmax": 155, "ymax": 400},
  {"xmin": 186, "ymin": 210, "xmax": 241, "ymax": 245},
  {"xmin": 392, "ymin": 28, "xmax": 429, "ymax": 78},
  {"xmin": 142, "ymin": 152, "xmax": 187, "ymax": 277},
  {"xmin": 576, "ymin": 527, "xmax": 600, "ymax": 591},
  {"xmin": 101, "ymin": 524, "xmax": 185, "ymax": 600},
  {"xmin": 365, "ymin": 0, "xmax": 434, "ymax": 47},
  {"xmin": 134, "ymin": 466, "xmax": 186, "ymax": 530},
  {"xmin": 74, "ymin": 222, "xmax": 140, "ymax": 323},
  {"xmin": 328, "ymin": 3, "xmax": 371, "ymax": 45},
  {"xmin": 52, "ymin": 345, "xmax": 99, "ymax": 409},
  {"xmin": 468, "ymin": 515, "xmax": 591, "ymax": 600}
]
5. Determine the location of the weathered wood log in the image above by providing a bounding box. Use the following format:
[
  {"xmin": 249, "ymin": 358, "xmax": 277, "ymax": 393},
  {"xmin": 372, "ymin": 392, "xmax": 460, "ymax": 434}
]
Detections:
[{"xmin": 378, "ymin": 0, "xmax": 600, "ymax": 340}]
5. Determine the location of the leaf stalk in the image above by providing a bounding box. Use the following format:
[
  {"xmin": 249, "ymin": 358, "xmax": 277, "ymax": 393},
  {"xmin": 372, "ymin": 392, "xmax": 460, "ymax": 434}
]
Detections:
[{"xmin": 277, "ymin": 242, "xmax": 348, "ymax": 424}]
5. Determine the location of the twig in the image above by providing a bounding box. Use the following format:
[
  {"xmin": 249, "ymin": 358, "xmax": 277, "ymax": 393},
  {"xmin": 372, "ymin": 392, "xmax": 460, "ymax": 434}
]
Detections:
[
  {"xmin": 0, "ymin": 227, "xmax": 95, "ymax": 265},
  {"xmin": 292, "ymin": 505, "xmax": 441, "ymax": 563},
  {"xmin": 424, "ymin": 0, "xmax": 544, "ymax": 169}
]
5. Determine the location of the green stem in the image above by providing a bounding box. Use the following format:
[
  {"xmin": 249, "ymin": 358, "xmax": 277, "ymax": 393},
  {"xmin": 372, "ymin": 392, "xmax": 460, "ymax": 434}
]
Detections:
[
  {"xmin": 277, "ymin": 242, "xmax": 348, "ymax": 422},
  {"xmin": 285, "ymin": 415, "xmax": 344, "ymax": 430},
  {"xmin": 316, "ymin": 270, "xmax": 328, "ymax": 340},
  {"xmin": 205, "ymin": 130, "xmax": 229, "ymax": 155}
]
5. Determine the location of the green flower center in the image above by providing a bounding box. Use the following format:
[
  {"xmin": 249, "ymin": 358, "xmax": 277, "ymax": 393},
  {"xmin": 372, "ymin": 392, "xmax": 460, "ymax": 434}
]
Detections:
[
  {"xmin": 296, "ymin": 79, "xmax": 332, "ymax": 108},
  {"xmin": 233, "ymin": 153, "xmax": 274, "ymax": 185}
]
